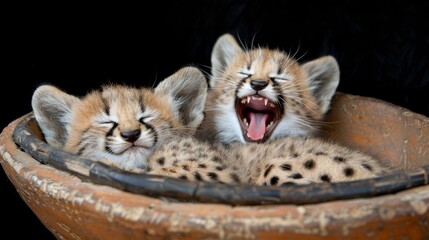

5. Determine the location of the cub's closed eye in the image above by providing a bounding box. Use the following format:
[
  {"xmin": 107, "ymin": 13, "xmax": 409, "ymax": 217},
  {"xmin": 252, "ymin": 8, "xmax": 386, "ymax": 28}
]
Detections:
[
  {"xmin": 100, "ymin": 121, "xmax": 116, "ymax": 124},
  {"xmin": 271, "ymin": 77, "xmax": 290, "ymax": 82},
  {"xmin": 99, "ymin": 121, "xmax": 117, "ymax": 125},
  {"xmin": 139, "ymin": 115, "xmax": 153, "ymax": 123},
  {"xmin": 237, "ymin": 72, "xmax": 252, "ymax": 78}
]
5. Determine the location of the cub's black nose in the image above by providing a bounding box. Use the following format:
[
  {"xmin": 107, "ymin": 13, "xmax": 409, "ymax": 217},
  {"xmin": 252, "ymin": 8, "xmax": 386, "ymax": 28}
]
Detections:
[
  {"xmin": 250, "ymin": 80, "xmax": 268, "ymax": 91},
  {"xmin": 120, "ymin": 129, "xmax": 141, "ymax": 143}
]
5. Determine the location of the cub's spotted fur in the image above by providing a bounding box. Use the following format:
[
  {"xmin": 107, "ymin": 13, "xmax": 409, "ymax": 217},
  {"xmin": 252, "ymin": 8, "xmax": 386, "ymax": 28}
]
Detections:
[
  {"xmin": 197, "ymin": 33, "xmax": 340, "ymax": 144},
  {"xmin": 148, "ymin": 137, "xmax": 390, "ymax": 185},
  {"xmin": 32, "ymin": 67, "xmax": 208, "ymax": 172}
]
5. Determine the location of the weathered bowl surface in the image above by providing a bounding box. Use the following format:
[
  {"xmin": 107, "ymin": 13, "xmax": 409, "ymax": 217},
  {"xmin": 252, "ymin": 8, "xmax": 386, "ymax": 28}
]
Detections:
[{"xmin": 1, "ymin": 92, "xmax": 429, "ymax": 239}]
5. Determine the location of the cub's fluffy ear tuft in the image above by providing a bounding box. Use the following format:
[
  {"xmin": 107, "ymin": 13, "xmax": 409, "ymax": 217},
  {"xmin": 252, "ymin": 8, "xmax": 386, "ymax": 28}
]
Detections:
[
  {"xmin": 155, "ymin": 66, "xmax": 208, "ymax": 129},
  {"xmin": 31, "ymin": 85, "xmax": 80, "ymax": 148},
  {"xmin": 302, "ymin": 56, "xmax": 340, "ymax": 115},
  {"xmin": 210, "ymin": 33, "xmax": 243, "ymax": 87}
]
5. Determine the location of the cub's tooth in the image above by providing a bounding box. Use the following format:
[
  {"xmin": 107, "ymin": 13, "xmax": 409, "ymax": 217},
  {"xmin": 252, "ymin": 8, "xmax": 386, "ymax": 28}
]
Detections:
[
  {"xmin": 264, "ymin": 99, "xmax": 268, "ymax": 106},
  {"xmin": 247, "ymin": 96, "xmax": 251, "ymax": 104},
  {"xmin": 270, "ymin": 103, "xmax": 275, "ymax": 108},
  {"xmin": 243, "ymin": 118, "xmax": 249, "ymax": 127},
  {"xmin": 267, "ymin": 121, "xmax": 273, "ymax": 127},
  {"xmin": 241, "ymin": 98, "xmax": 246, "ymax": 104}
]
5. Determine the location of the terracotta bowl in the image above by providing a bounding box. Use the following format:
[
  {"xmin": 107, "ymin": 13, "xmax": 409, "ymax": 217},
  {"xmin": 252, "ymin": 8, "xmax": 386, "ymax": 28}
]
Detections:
[{"xmin": 1, "ymin": 92, "xmax": 429, "ymax": 239}]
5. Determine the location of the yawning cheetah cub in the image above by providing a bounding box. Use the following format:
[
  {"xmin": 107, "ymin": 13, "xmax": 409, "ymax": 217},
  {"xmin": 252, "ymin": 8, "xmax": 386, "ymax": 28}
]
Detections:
[{"xmin": 197, "ymin": 33, "xmax": 340, "ymax": 144}]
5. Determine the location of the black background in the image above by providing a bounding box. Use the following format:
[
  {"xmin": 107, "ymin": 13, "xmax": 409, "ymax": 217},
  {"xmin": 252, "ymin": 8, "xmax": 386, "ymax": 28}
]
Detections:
[{"xmin": 2, "ymin": 0, "xmax": 428, "ymax": 238}]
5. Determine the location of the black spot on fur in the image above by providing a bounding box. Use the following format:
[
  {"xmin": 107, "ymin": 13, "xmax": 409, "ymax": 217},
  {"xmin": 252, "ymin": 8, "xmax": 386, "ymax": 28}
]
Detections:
[
  {"xmin": 187, "ymin": 158, "xmax": 197, "ymax": 162},
  {"xmin": 212, "ymin": 156, "xmax": 222, "ymax": 163},
  {"xmin": 199, "ymin": 153, "xmax": 208, "ymax": 158},
  {"xmin": 344, "ymin": 167, "xmax": 355, "ymax": 177},
  {"xmin": 320, "ymin": 174, "xmax": 331, "ymax": 182},
  {"xmin": 183, "ymin": 142, "xmax": 191, "ymax": 148},
  {"xmin": 207, "ymin": 172, "xmax": 218, "ymax": 180},
  {"xmin": 182, "ymin": 165, "xmax": 190, "ymax": 171},
  {"xmin": 304, "ymin": 159, "xmax": 315, "ymax": 169},
  {"xmin": 270, "ymin": 176, "xmax": 279, "ymax": 185},
  {"xmin": 289, "ymin": 173, "xmax": 303, "ymax": 179},
  {"xmin": 315, "ymin": 151, "xmax": 328, "ymax": 156},
  {"xmin": 264, "ymin": 164, "xmax": 274, "ymax": 177},
  {"xmin": 156, "ymin": 157, "xmax": 165, "ymax": 166},
  {"xmin": 179, "ymin": 175, "xmax": 188, "ymax": 180},
  {"xmin": 280, "ymin": 163, "xmax": 292, "ymax": 171},
  {"xmin": 216, "ymin": 165, "xmax": 226, "ymax": 171},
  {"xmin": 291, "ymin": 153, "xmax": 299, "ymax": 158},
  {"xmin": 172, "ymin": 145, "xmax": 179, "ymax": 150},
  {"xmin": 333, "ymin": 156, "xmax": 346, "ymax": 163},
  {"xmin": 194, "ymin": 172, "xmax": 202, "ymax": 181},
  {"xmin": 198, "ymin": 163, "xmax": 207, "ymax": 168},
  {"xmin": 362, "ymin": 163, "xmax": 373, "ymax": 171},
  {"xmin": 230, "ymin": 173, "xmax": 241, "ymax": 183}
]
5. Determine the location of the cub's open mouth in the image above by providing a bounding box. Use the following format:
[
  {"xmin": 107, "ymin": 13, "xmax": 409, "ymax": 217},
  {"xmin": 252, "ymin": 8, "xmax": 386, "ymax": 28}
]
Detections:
[{"xmin": 235, "ymin": 95, "xmax": 283, "ymax": 143}]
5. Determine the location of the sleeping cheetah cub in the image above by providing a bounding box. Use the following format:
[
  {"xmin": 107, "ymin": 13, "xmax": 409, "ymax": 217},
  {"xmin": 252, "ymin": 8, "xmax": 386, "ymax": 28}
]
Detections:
[
  {"xmin": 197, "ymin": 33, "xmax": 340, "ymax": 144},
  {"xmin": 32, "ymin": 67, "xmax": 208, "ymax": 173}
]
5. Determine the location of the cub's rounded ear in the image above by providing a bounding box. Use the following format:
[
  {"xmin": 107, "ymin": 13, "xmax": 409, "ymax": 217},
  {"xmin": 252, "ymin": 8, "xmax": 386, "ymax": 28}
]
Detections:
[
  {"xmin": 302, "ymin": 56, "xmax": 340, "ymax": 115},
  {"xmin": 210, "ymin": 33, "xmax": 243, "ymax": 87},
  {"xmin": 32, "ymin": 84, "xmax": 80, "ymax": 148},
  {"xmin": 155, "ymin": 66, "xmax": 208, "ymax": 129}
]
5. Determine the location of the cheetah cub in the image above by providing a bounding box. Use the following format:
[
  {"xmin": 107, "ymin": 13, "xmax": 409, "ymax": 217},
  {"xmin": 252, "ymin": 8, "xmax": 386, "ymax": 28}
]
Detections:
[
  {"xmin": 32, "ymin": 67, "xmax": 209, "ymax": 173},
  {"xmin": 197, "ymin": 33, "xmax": 340, "ymax": 144}
]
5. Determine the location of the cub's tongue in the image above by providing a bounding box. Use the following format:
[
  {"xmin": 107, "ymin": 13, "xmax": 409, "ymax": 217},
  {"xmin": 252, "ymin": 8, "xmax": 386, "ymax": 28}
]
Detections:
[{"xmin": 247, "ymin": 112, "xmax": 268, "ymax": 141}]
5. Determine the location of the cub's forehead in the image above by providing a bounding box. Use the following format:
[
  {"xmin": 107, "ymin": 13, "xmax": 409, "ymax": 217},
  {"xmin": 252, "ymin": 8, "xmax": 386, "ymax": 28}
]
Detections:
[
  {"xmin": 236, "ymin": 49, "xmax": 297, "ymax": 67},
  {"xmin": 78, "ymin": 85, "xmax": 146, "ymax": 112},
  {"xmin": 231, "ymin": 48, "xmax": 299, "ymax": 74},
  {"xmin": 79, "ymin": 85, "xmax": 171, "ymax": 115},
  {"xmin": 101, "ymin": 85, "xmax": 143, "ymax": 100}
]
